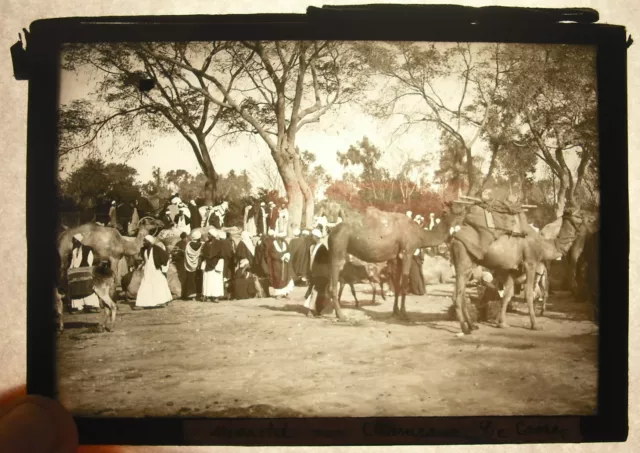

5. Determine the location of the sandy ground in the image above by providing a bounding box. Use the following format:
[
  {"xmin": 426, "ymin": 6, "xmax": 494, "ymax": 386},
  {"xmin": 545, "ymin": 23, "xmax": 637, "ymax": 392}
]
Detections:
[{"xmin": 56, "ymin": 283, "xmax": 598, "ymax": 418}]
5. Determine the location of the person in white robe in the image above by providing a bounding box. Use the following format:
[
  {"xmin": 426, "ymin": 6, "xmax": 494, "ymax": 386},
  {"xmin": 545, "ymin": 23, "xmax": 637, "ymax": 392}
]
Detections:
[
  {"xmin": 276, "ymin": 206, "xmax": 289, "ymax": 236},
  {"xmin": 175, "ymin": 206, "xmax": 191, "ymax": 235},
  {"xmin": 199, "ymin": 204, "xmax": 214, "ymax": 227},
  {"xmin": 68, "ymin": 233, "xmax": 101, "ymax": 312},
  {"xmin": 201, "ymin": 230, "xmax": 225, "ymax": 301},
  {"xmin": 135, "ymin": 235, "xmax": 173, "ymax": 308}
]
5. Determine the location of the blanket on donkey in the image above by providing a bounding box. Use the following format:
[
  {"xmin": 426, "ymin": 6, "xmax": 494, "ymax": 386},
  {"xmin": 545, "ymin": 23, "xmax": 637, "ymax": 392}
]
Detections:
[{"xmin": 455, "ymin": 201, "xmax": 537, "ymax": 261}]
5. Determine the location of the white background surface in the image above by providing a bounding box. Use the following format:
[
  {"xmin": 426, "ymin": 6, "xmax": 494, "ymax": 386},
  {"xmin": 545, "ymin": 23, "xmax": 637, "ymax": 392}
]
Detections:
[{"xmin": 0, "ymin": 1, "xmax": 636, "ymax": 452}]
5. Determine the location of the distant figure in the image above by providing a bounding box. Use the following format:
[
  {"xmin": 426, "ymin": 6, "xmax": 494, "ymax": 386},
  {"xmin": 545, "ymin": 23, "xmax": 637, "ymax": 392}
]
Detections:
[
  {"xmin": 267, "ymin": 202, "xmax": 279, "ymax": 231},
  {"xmin": 315, "ymin": 215, "xmax": 329, "ymax": 237},
  {"xmin": 174, "ymin": 207, "xmax": 191, "ymax": 235},
  {"xmin": 175, "ymin": 232, "xmax": 189, "ymax": 298},
  {"xmin": 235, "ymin": 231, "xmax": 256, "ymax": 270},
  {"xmin": 253, "ymin": 234, "xmax": 271, "ymax": 297},
  {"xmin": 108, "ymin": 201, "xmax": 117, "ymax": 228},
  {"xmin": 183, "ymin": 231, "xmax": 204, "ymax": 301},
  {"xmin": 303, "ymin": 229, "xmax": 331, "ymax": 317},
  {"xmin": 199, "ymin": 204, "xmax": 214, "ymax": 228},
  {"xmin": 428, "ymin": 213, "xmax": 436, "ymax": 230},
  {"xmin": 244, "ymin": 204, "xmax": 257, "ymax": 237},
  {"xmin": 268, "ymin": 231, "xmax": 294, "ymax": 298},
  {"xmin": 406, "ymin": 210, "xmax": 413, "ymax": 219},
  {"xmin": 289, "ymin": 228, "xmax": 309, "ymax": 284},
  {"xmin": 276, "ymin": 204, "xmax": 289, "ymax": 236},
  {"xmin": 128, "ymin": 200, "xmax": 140, "ymax": 236},
  {"xmin": 135, "ymin": 236, "xmax": 172, "ymax": 309},
  {"xmin": 256, "ymin": 201, "xmax": 268, "ymax": 236},
  {"xmin": 221, "ymin": 231, "xmax": 236, "ymax": 297},
  {"xmin": 163, "ymin": 209, "xmax": 175, "ymax": 229},
  {"xmin": 201, "ymin": 230, "xmax": 224, "ymax": 302},
  {"xmin": 189, "ymin": 200, "xmax": 202, "ymax": 228},
  {"xmin": 409, "ymin": 248, "xmax": 426, "ymax": 295},
  {"xmin": 167, "ymin": 197, "xmax": 180, "ymax": 220}
]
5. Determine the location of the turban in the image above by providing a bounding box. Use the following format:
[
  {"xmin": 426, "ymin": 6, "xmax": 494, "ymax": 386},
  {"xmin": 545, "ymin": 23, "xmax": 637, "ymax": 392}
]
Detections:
[
  {"xmin": 73, "ymin": 233, "xmax": 84, "ymax": 242},
  {"xmin": 293, "ymin": 228, "xmax": 301, "ymax": 236},
  {"xmin": 144, "ymin": 235, "xmax": 155, "ymax": 244},
  {"xmin": 482, "ymin": 271, "xmax": 494, "ymax": 284},
  {"xmin": 277, "ymin": 231, "xmax": 287, "ymax": 238},
  {"xmin": 267, "ymin": 229, "xmax": 275, "ymax": 237},
  {"xmin": 191, "ymin": 230, "xmax": 202, "ymax": 240},
  {"xmin": 207, "ymin": 230, "xmax": 216, "ymax": 237},
  {"xmin": 311, "ymin": 229, "xmax": 322, "ymax": 239},
  {"xmin": 301, "ymin": 230, "xmax": 310, "ymax": 236},
  {"xmin": 190, "ymin": 200, "xmax": 197, "ymax": 206}
]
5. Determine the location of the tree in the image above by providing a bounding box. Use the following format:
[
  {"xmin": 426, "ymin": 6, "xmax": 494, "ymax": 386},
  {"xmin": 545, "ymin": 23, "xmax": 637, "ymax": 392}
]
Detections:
[
  {"xmin": 501, "ymin": 44, "xmax": 598, "ymax": 215},
  {"xmin": 60, "ymin": 42, "xmax": 245, "ymax": 204},
  {"xmin": 62, "ymin": 158, "xmax": 141, "ymax": 208},
  {"xmin": 145, "ymin": 41, "xmax": 367, "ymax": 234},
  {"xmin": 337, "ymin": 136, "xmax": 392, "ymax": 202},
  {"xmin": 357, "ymin": 42, "xmax": 508, "ymax": 197}
]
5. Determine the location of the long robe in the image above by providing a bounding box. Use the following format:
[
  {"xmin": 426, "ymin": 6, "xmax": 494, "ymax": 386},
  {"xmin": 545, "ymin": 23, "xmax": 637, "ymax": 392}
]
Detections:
[
  {"xmin": 244, "ymin": 206, "xmax": 257, "ymax": 236},
  {"xmin": 201, "ymin": 239, "xmax": 224, "ymax": 298},
  {"xmin": 289, "ymin": 237, "xmax": 309, "ymax": 280},
  {"xmin": 235, "ymin": 239, "xmax": 255, "ymax": 270},
  {"xmin": 267, "ymin": 207, "xmax": 279, "ymax": 230},
  {"xmin": 68, "ymin": 244, "xmax": 100, "ymax": 310},
  {"xmin": 189, "ymin": 204, "xmax": 202, "ymax": 229},
  {"xmin": 268, "ymin": 238, "xmax": 294, "ymax": 296},
  {"xmin": 276, "ymin": 209, "xmax": 288, "ymax": 236},
  {"xmin": 128, "ymin": 207, "xmax": 140, "ymax": 235},
  {"xmin": 253, "ymin": 238, "xmax": 271, "ymax": 296},
  {"xmin": 174, "ymin": 213, "xmax": 191, "ymax": 234},
  {"xmin": 304, "ymin": 243, "xmax": 331, "ymax": 313},
  {"xmin": 409, "ymin": 248, "xmax": 426, "ymax": 295},
  {"xmin": 184, "ymin": 241, "xmax": 203, "ymax": 299},
  {"xmin": 256, "ymin": 206, "xmax": 268, "ymax": 235},
  {"xmin": 174, "ymin": 239, "xmax": 189, "ymax": 298},
  {"xmin": 136, "ymin": 245, "xmax": 172, "ymax": 308},
  {"xmin": 220, "ymin": 238, "xmax": 235, "ymax": 281}
]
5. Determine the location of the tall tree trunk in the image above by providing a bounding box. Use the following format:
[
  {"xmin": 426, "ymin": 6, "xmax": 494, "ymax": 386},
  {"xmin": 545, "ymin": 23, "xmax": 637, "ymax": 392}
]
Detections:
[
  {"xmin": 198, "ymin": 139, "xmax": 218, "ymax": 205},
  {"xmin": 293, "ymin": 154, "xmax": 315, "ymax": 230},
  {"xmin": 554, "ymin": 173, "xmax": 570, "ymax": 217},
  {"xmin": 274, "ymin": 154, "xmax": 303, "ymax": 235}
]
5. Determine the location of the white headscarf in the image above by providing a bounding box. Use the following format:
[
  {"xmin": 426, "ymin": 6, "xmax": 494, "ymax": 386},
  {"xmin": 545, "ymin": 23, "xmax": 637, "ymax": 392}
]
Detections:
[
  {"xmin": 191, "ymin": 230, "xmax": 202, "ymax": 240},
  {"xmin": 293, "ymin": 228, "xmax": 301, "ymax": 237},
  {"xmin": 311, "ymin": 229, "xmax": 322, "ymax": 239},
  {"xmin": 267, "ymin": 229, "xmax": 275, "ymax": 237},
  {"xmin": 144, "ymin": 235, "xmax": 155, "ymax": 244},
  {"xmin": 241, "ymin": 230, "xmax": 255, "ymax": 255},
  {"xmin": 73, "ymin": 233, "xmax": 84, "ymax": 243}
]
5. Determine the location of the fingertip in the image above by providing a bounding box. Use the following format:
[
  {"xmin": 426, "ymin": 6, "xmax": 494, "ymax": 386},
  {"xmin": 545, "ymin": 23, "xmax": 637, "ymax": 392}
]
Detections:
[{"xmin": 0, "ymin": 395, "xmax": 78, "ymax": 453}]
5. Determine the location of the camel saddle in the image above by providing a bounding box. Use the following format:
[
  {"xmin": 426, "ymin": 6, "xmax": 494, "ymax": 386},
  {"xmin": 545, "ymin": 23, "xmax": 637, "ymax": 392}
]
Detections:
[{"xmin": 454, "ymin": 200, "xmax": 535, "ymax": 261}]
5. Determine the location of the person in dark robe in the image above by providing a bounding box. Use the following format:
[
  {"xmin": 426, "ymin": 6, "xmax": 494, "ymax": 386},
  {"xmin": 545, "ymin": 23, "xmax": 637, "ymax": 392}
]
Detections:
[
  {"xmin": 174, "ymin": 209, "xmax": 191, "ymax": 233},
  {"xmin": 288, "ymin": 228, "xmax": 309, "ymax": 284},
  {"xmin": 303, "ymin": 229, "xmax": 331, "ymax": 317},
  {"xmin": 174, "ymin": 232, "xmax": 189, "ymax": 299},
  {"xmin": 219, "ymin": 230, "xmax": 235, "ymax": 299},
  {"xmin": 201, "ymin": 231, "xmax": 224, "ymax": 302},
  {"xmin": 230, "ymin": 259, "xmax": 262, "ymax": 300},
  {"xmin": 162, "ymin": 209, "xmax": 175, "ymax": 229},
  {"xmin": 267, "ymin": 202, "xmax": 279, "ymax": 231},
  {"xmin": 256, "ymin": 202, "xmax": 268, "ymax": 235},
  {"xmin": 267, "ymin": 231, "xmax": 294, "ymax": 298},
  {"xmin": 408, "ymin": 248, "xmax": 426, "ymax": 295},
  {"xmin": 183, "ymin": 230, "xmax": 204, "ymax": 300},
  {"xmin": 253, "ymin": 234, "xmax": 271, "ymax": 297},
  {"xmin": 188, "ymin": 200, "xmax": 202, "ymax": 229},
  {"xmin": 236, "ymin": 231, "xmax": 256, "ymax": 270}
]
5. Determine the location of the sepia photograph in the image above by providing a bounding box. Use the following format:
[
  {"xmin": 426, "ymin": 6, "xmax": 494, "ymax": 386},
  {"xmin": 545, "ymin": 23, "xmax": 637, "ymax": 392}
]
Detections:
[{"xmin": 53, "ymin": 38, "xmax": 600, "ymax": 420}]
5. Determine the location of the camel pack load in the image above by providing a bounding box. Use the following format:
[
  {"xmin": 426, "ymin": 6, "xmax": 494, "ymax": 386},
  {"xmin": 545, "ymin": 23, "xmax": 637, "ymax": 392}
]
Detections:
[{"xmin": 453, "ymin": 197, "xmax": 538, "ymax": 261}]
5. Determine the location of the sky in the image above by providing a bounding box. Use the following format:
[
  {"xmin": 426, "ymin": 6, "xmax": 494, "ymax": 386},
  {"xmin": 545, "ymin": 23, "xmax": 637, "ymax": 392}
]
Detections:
[{"xmin": 57, "ymin": 41, "xmax": 590, "ymax": 198}]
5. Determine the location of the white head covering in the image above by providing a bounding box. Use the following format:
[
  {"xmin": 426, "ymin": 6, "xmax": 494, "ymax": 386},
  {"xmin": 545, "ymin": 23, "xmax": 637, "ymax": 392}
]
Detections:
[
  {"xmin": 218, "ymin": 230, "xmax": 227, "ymax": 240},
  {"xmin": 302, "ymin": 230, "xmax": 310, "ymax": 236},
  {"xmin": 436, "ymin": 218, "xmax": 441, "ymax": 224},
  {"xmin": 311, "ymin": 229, "xmax": 322, "ymax": 239},
  {"xmin": 430, "ymin": 213, "xmax": 435, "ymax": 218},
  {"xmin": 269, "ymin": 201, "xmax": 275, "ymax": 206},
  {"xmin": 482, "ymin": 271, "xmax": 494, "ymax": 284},
  {"xmin": 112, "ymin": 200, "xmax": 116, "ymax": 206},
  {"xmin": 406, "ymin": 211, "xmax": 412, "ymax": 217},
  {"xmin": 261, "ymin": 202, "xmax": 266, "ymax": 206},
  {"xmin": 73, "ymin": 233, "xmax": 84, "ymax": 243},
  {"xmin": 293, "ymin": 228, "xmax": 301, "ymax": 237},
  {"xmin": 267, "ymin": 229, "xmax": 275, "ymax": 237},
  {"xmin": 179, "ymin": 207, "xmax": 189, "ymax": 215},
  {"xmin": 277, "ymin": 231, "xmax": 287, "ymax": 239},
  {"xmin": 207, "ymin": 230, "xmax": 216, "ymax": 238},
  {"xmin": 190, "ymin": 200, "xmax": 197, "ymax": 206},
  {"xmin": 165, "ymin": 209, "xmax": 171, "ymax": 214},
  {"xmin": 191, "ymin": 230, "xmax": 202, "ymax": 240},
  {"xmin": 144, "ymin": 235, "xmax": 155, "ymax": 244},
  {"xmin": 221, "ymin": 201, "xmax": 229, "ymax": 209},
  {"xmin": 171, "ymin": 196, "xmax": 179, "ymax": 204}
]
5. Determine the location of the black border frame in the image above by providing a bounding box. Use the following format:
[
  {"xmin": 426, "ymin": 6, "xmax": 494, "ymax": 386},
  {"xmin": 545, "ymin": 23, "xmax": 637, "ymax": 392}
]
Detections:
[{"xmin": 22, "ymin": 6, "xmax": 629, "ymax": 446}]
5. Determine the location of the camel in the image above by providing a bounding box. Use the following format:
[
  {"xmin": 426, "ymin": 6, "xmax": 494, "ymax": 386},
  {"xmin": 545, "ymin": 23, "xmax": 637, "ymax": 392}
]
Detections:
[
  {"xmin": 328, "ymin": 203, "xmax": 464, "ymax": 320},
  {"xmin": 449, "ymin": 205, "xmax": 586, "ymax": 334},
  {"xmin": 57, "ymin": 222, "xmax": 155, "ymax": 283},
  {"xmin": 337, "ymin": 257, "xmax": 390, "ymax": 308},
  {"xmin": 55, "ymin": 261, "xmax": 118, "ymax": 332}
]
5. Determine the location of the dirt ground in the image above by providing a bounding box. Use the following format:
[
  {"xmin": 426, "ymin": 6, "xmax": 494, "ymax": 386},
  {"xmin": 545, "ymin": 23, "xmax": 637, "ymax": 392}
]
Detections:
[{"xmin": 57, "ymin": 283, "xmax": 598, "ymax": 418}]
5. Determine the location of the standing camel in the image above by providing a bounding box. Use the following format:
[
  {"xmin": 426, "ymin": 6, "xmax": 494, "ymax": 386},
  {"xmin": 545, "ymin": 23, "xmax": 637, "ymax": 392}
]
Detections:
[
  {"xmin": 328, "ymin": 203, "xmax": 463, "ymax": 320},
  {"xmin": 57, "ymin": 223, "xmax": 154, "ymax": 282},
  {"xmin": 450, "ymin": 205, "xmax": 586, "ymax": 334}
]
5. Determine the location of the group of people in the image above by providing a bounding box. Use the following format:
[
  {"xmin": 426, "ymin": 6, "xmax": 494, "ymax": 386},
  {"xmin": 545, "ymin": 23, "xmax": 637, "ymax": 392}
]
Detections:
[
  {"xmin": 243, "ymin": 201, "xmax": 289, "ymax": 237},
  {"xmin": 406, "ymin": 210, "xmax": 441, "ymax": 230}
]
